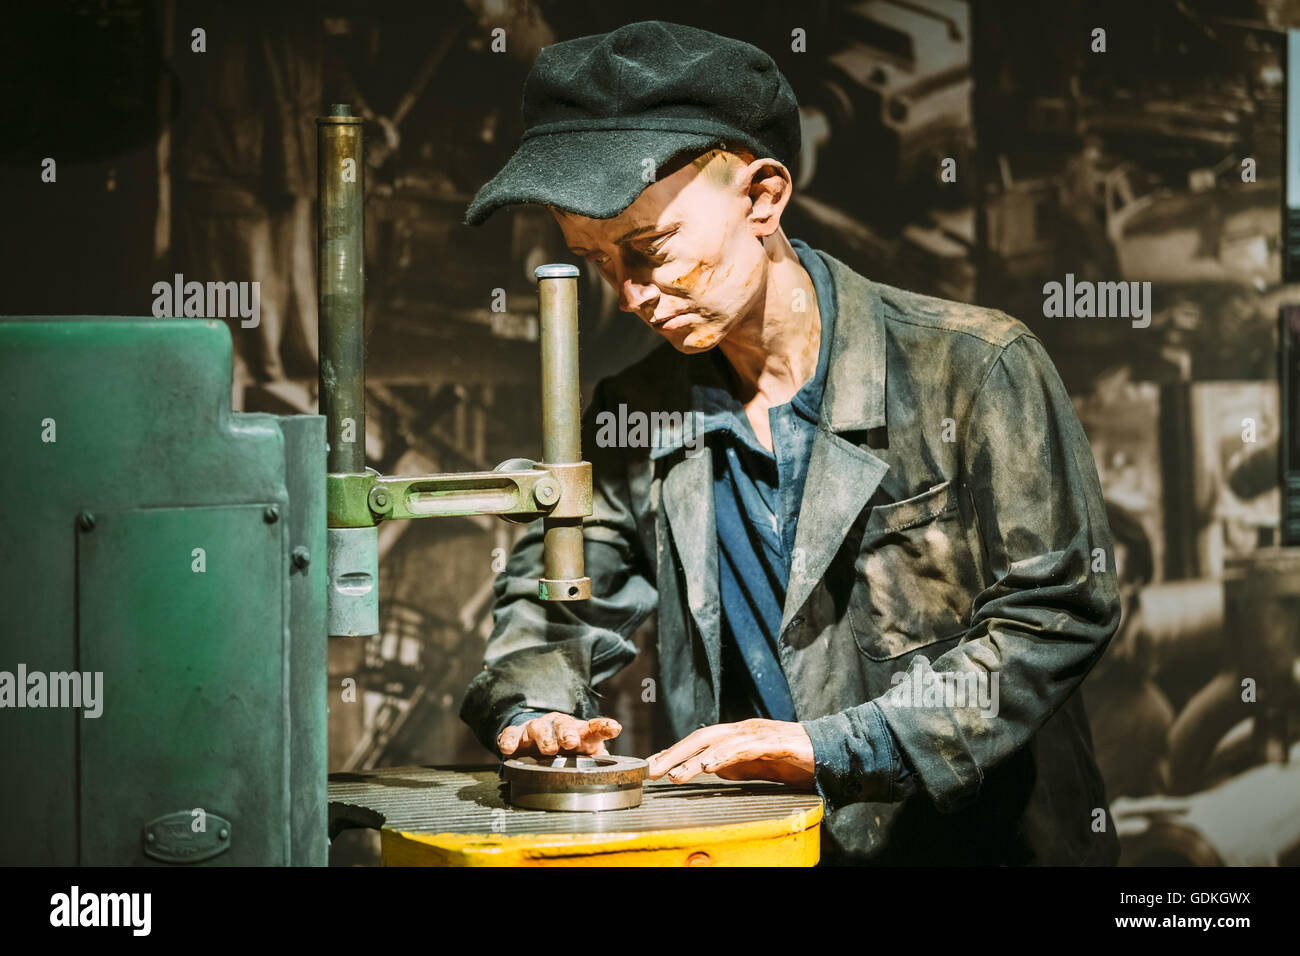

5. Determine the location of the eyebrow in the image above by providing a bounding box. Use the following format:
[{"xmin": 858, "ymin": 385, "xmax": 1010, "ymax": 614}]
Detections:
[{"xmin": 569, "ymin": 221, "xmax": 682, "ymax": 256}]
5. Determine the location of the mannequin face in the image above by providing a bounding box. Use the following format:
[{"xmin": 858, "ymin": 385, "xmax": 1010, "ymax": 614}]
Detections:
[{"xmin": 549, "ymin": 149, "xmax": 792, "ymax": 353}]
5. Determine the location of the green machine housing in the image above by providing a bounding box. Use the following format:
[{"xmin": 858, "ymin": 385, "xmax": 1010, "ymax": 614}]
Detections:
[
  {"xmin": 0, "ymin": 107, "xmax": 590, "ymax": 868},
  {"xmin": 0, "ymin": 317, "xmax": 328, "ymax": 865}
]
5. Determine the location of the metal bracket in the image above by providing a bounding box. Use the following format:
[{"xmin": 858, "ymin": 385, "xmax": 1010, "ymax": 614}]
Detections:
[{"xmin": 326, "ymin": 460, "xmax": 592, "ymax": 529}]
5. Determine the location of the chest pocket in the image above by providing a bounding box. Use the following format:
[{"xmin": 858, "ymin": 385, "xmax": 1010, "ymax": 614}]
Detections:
[{"xmin": 848, "ymin": 479, "xmax": 983, "ymax": 660}]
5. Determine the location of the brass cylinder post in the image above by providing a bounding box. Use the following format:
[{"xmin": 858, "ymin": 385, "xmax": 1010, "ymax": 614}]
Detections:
[
  {"xmin": 319, "ymin": 104, "xmax": 377, "ymax": 636},
  {"xmin": 317, "ymin": 104, "xmax": 365, "ymax": 475},
  {"xmin": 536, "ymin": 264, "xmax": 590, "ymax": 601}
]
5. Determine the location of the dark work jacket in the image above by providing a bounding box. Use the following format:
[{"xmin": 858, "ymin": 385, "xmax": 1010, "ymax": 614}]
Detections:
[{"xmin": 461, "ymin": 249, "xmax": 1122, "ymax": 866}]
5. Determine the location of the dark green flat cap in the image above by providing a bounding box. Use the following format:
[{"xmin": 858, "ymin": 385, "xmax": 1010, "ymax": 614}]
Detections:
[{"xmin": 464, "ymin": 20, "xmax": 800, "ymax": 226}]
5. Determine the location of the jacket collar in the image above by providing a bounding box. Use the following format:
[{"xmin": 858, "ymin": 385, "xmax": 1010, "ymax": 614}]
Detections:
[{"xmin": 819, "ymin": 251, "xmax": 888, "ymax": 433}]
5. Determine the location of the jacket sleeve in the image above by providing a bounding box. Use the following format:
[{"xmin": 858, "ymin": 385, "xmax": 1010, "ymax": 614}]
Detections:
[
  {"xmin": 813, "ymin": 332, "xmax": 1121, "ymax": 812},
  {"xmin": 803, "ymin": 701, "xmax": 918, "ymax": 807},
  {"xmin": 459, "ymin": 378, "xmax": 659, "ymax": 755}
]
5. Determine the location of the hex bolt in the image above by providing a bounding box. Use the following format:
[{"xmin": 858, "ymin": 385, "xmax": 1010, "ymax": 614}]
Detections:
[
  {"xmin": 264, "ymin": 506, "xmax": 279, "ymax": 524},
  {"xmin": 369, "ymin": 487, "xmax": 392, "ymax": 514},
  {"xmin": 535, "ymin": 481, "xmax": 560, "ymax": 507},
  {"xmin": 77, "ymin": 512, "xmax": 95, "ymax": 532},
  {"xmin": 291, "ymin": 546, "xmax": 311, "ymax": 570}
]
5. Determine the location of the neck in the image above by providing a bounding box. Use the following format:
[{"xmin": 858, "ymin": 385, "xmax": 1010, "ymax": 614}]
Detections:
[{"xmin": 717, "ymin": 231, "xmax": 821, "ymax": 405}]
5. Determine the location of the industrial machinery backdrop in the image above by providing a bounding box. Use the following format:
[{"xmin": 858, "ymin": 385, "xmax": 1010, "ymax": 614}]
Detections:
[{"xmin": 3, "ymin": 0, "xmax": 1300, "ymax": 866}]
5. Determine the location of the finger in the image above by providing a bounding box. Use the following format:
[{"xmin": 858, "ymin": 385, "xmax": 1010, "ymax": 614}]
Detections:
[
  {"xmin": 667, "ymin": 734, "xmax": 766, "ymax": 782},
  {"xmin": 660, "ymin": 727, "xmax": 768, "ymax": 782},
  {"xmin": 698, "ymin": 739, "xmax": 762, "ymax": 775},
  {"xmin": 498, "ymin": 725, "xmax": 523, "ymax": 756},
  {"xmin": 555, "ymin": 716, "xmax": 584, "ymax": 751},
  {"xmin": 647, "ymin": 727, "xmax": 711, "ymax": 768},
  {"xmin": 581, "ymin": 717, "xmax": 622, "ymax": 744},
  {"xmin": 533, "ymin": 716, "xmax": 560, "ymax": 755},
  {"xmin": 648, "ymin": 743, "xmax": 709, "ymax": 779},
  {"xmin": 514, "ymin": 721, "xmax": 538, "ymax": 756},
  {"xmin": 664, "ymin": 744, "xmax": 722, "ymax": 784},
  {"xmin": 647, "ymin": 725, "xmax": 726, "ymax": 778}
]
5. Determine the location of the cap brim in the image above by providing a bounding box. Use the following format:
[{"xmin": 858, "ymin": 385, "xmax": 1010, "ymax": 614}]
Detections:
[{"xmin": 463, "ymin": 129, "xmax": 728, "ymax": 226}]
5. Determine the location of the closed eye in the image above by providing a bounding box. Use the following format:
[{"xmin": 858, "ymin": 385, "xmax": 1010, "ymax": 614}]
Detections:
[{"xmin": 636, "ymin": 234, "xmax": 674, "ymax": 259}]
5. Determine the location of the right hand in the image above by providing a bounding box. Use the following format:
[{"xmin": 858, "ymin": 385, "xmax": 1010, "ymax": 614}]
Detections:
[{"xmin": 497, "ymin": 713, "xmax": 622, "ymax": 759}]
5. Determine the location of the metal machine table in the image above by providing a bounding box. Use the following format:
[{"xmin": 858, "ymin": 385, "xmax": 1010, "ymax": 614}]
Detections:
[{"xmin": 329, "ymin": 765, "xmax": 823, "ymax": 866}]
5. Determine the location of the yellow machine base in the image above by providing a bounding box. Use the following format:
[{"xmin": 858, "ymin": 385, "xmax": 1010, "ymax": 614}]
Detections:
[{"xmin": 330, "ymin": 765, "xmax": 823, "ymax": 867}]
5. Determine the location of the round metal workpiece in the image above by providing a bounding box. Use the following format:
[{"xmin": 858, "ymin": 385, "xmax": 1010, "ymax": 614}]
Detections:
[{"xmin": 503, "ymin": 754, "xmax": 649, "ymax": 812}]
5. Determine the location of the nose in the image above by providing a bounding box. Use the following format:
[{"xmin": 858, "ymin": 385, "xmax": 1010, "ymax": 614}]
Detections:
[{"xmin": 615, "ymin": 267, "xmax": 658, "ymax": 317}]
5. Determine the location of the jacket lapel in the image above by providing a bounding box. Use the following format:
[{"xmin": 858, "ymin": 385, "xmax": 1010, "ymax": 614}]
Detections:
[
  {"xmin": 661, "ymin": 450, "xmax": 720, "ymax": 700},
  {"xmin": 783, "ymin": 431, "xmax": 888, "ymax": 633},
  {"xmin": 651, "ymin": 356, "xmax": 725, "ymax": 710}
]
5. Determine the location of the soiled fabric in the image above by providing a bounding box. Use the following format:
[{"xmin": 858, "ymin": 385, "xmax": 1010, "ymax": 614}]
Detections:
[{"xmin": 468, "ymin": 245, "xmax": 1121, "ymax": 865}]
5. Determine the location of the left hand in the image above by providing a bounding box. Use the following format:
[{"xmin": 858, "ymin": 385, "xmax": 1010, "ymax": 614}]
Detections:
[{"xmin": 647, "ymin": 719, "xmax": 815, "ymax": 785}]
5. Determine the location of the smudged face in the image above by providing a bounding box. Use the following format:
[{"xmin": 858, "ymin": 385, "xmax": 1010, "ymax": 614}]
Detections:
[{"xmin": 548, "ymin": 150, "xmax": 775, "ymax": 353}]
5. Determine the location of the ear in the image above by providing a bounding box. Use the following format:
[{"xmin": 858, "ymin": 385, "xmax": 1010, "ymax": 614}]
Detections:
[{"xmin": 741, "ymin": 159, "xmax": 792, "ymax": 239}]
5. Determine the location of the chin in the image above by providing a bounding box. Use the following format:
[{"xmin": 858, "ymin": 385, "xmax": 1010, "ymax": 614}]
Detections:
[
  {"xmin": 665, "ymin": 323, "xmax": 729, "ymax": 354},
  {"xmin": 666, "ymin": 336, "xmax": 716, "ymax": 355}
]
